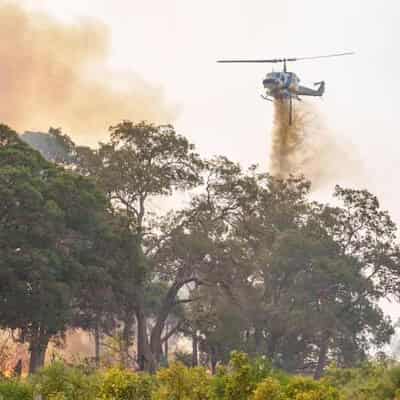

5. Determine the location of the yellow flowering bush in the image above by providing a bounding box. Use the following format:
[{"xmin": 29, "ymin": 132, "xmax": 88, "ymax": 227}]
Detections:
[
  {"xmin": 153, "ymin": 362, "xmax": 211, "ymax": 400},
  {"xmin": 98, "ymin": 368, "xmax": 153, "ymax": 400},
  {"xmin": 252, "ymin": 377, "xmax": 285, "ymax": 400},
  {"xmin": 31, "ymin": 362, "xmax": 98, "ymax": 400},
  {"xmin": 284, "ymin": 377, "xmax": 340, "ymax": 400}
]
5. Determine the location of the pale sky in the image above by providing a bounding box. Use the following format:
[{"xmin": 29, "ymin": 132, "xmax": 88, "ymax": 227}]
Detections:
[
  {"xmin": 18, "ymin": 0, "xmax": 399, "ymax": 205},
  {"xmin": 16, "ymin": 0, "xmax": 400, "ymax": 321}
]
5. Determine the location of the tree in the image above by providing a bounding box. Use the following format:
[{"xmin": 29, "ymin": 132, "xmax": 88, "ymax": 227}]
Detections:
[
  {"xmin": 306, "ymin": 187, "xmax": 400, "ymax": 376},
  {"xmin": 75, "ymin": 121, "xmax": 204, "ymax": 371},
  {"xmin": 230, "ymin": 178, "xmax": 399, "ymax": 377},
  {"xmin": 0, "ymin": 124, "xmax": 110, "ymax": 373},
  {"xmin": 21, "ymin": 127, "xmax": 76, "ymax": 165},
  {"xmin": 71, "ymin": 214, "xmax": 122, "ymax": 368},
  {"xmin": 173, "ymin": 161, "xmax": 400, "ymax": 378},
  {"xmin": 9, "ymin": 116, "xmax": 400, "ymax": 376}
]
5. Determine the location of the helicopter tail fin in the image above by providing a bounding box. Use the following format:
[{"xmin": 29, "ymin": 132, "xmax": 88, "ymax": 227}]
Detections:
[{"xmin": 314, "ymin": 81, "xmax": 325, "ymax": 96}]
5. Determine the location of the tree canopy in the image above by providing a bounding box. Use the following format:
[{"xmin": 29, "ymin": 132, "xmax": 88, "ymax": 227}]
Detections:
[{"xmin": 1, "ymin": 121, "xmax": 400, "ymax": 379}]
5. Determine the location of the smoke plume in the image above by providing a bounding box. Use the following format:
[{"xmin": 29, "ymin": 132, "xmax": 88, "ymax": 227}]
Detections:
[
  {"xmin": 0, "ymin": 2, "xmax": 176, "ymax": 144},
  {"xmin": 270, "ymin": 100, "xmax": 363, "ymax": 189}
]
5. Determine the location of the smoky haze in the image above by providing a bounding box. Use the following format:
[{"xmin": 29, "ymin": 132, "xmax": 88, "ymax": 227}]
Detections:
[
  {"xmin": 0, "ymin": 2, "xmax": 176, "ymax": 144},
  {"xmin": 270, "ymin": 100, "xmax": 364, "ymax": 190}
]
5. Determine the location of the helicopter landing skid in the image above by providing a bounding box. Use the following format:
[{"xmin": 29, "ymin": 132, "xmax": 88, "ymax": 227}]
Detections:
[{"xmin": 261, "ymin": 95, "xmax": 273, "ymax": 102}]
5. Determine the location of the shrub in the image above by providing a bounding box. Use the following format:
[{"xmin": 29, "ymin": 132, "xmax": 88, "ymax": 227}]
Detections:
[
  {"xmin": 284, "ymin": 376, "xmax": 340, "ymax": 400},
  {"xmin": 252, "ymin": 377, "xmax": 285, "ymax": 400},
  {"xmin": 0, "ymin": 379, "xmax": 33, "ymax": 400},
  {"xmin": 323, "ymin": 364, "xmax": 358, "ymax": 388},
  {"xmin": 324, "ymin": 362, "xmax": 399, "ymax": 400},
  {"xmin": 217, "ymin": 351, "xmax": 272, "ymax": 400},
  {"xmin": 31, "ymin": 361, "xmax": 98, "ymax": 400},
  {"xmin": 98, "ymin": 368, "xmax": 153, "ymax": 400},
  {"xmin": 223, "ymin": 352, "xmax": 254, "ymax": 400},
  {"xmin": 210, "ymin": 365, "xmax": 229, "ymax": 400},
  {"xmin": 174, "ymin": 350, "xmax": 193, "ymax": 368},
  {"xmin": 154, "ymin": 362, "xmax": 211, "ymax": 400}
]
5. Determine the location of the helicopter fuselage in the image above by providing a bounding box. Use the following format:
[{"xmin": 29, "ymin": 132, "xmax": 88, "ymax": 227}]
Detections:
[
  {"xmin": 262, "ymin": 70, "xmax": 325, "ymax": 102},
  {"xmin": 217, "ymin": 51, "xmax": 354, "ymax": 123},
  {"xmin": 262, "ymin": 71, "xmax": 300, "ymax": 99}
]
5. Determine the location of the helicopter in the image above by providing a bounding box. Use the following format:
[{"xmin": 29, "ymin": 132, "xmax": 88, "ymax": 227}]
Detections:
[{"xmin": 217, "ymin": 52, "xmax": 354, "ymax": 124}]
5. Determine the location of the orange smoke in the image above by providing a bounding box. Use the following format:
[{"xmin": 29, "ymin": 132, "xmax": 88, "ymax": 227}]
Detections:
[{"xmin": 0, "ymin": 2, "xmax": 176, "ymax": 144}]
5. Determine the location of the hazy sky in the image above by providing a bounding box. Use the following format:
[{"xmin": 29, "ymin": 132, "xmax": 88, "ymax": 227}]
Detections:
[{"xmin": 14, "ymin": 0, "xmax": 400, "ymax": 320}]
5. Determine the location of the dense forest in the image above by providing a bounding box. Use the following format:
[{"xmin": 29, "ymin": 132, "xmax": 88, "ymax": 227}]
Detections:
[{"xmin": 1, "ymin": 121, "xmax": 400, "ymax": 398}]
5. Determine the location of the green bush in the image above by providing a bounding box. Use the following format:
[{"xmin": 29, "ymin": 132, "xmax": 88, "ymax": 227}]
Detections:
[
  {"xmin": 284, "ymin": 376, "xmax": 340, "ymax": 400},
  {"xmin": 31, "ymin": 361, "xmax": 98, "ymax": 400},
  {"xmin": 322, "ymin": 364, "xmax": 358, "ymax": 388},
  {"xmin": 0, "ymin": 379, "xmax": 33, "ymax": 400},
  {"xmin": 154, "ymin": 362, "xmax": 211, "ymax": 400},
  {"xmin": 324, "ymin": 362, "xmax": 399, "ymax": 400},
  {"xmin": 18, "ymin": 355, "xmax": 400, "ymax": 400},
  {"xmin": 210, "ymin": 365, "xmax": 229, "ymax": 400},
  {"xmin": 252, "ymin": 377, "xmax": 284, "ymax": 400},
  {"xmin": 174, "ymin": 350, "xmax": 193, "ymax": 368},
  {"xmin": 214, "ymin": 351, "xmax": 272, "ymax": 400},
  {"xmin": 252, "ymin": 375, "xmax": 339, "ymax": 400},
  {"xmin": 98, "ymin": 368, "xmax": 154, "ymax": 400}
]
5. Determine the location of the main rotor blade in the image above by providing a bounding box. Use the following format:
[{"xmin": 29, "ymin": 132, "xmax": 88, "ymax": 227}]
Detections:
[
  {"xmin": 217, "ymin": 52, "xmax": 354, "ymax": 64},
  {"xmin": 217, "ymin": 59, "xmax": 285, "ymax": 63},
  {"xmin": 291, "ymin": 51, "xmax": 355, "ymax": 61}
]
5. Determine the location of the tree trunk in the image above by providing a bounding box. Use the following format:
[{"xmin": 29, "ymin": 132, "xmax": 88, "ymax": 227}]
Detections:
[
  {"xmin": 192, "ymin": 332, "xmax": 198, "ymax": 367},
  {"xmin": 136, "ymin": 305, "xmax": 155, "ymax": 372},
  {"xmin": 94, "ymin": 323, "xmax": 101, "ymax": 368},
  {"xmin": 164, "ymin": 336, "xmax": 169, "ymax": 364},
  {"xmin": 267, "ymin": 333, "xmax": 279, "ymax": 360},
  {"xmin": 149, "ymin": 281, "xmax": 182, "ymax": 370},
  {"xmin": 121, "ymin": 315, "xmax": 133, "ymax": 368},
  {"xmin": 29, "ymin": 335, "xmax": 49, "ymax": 374},
  {"xmin": 314, "ymin": 333, "xmax": 330, "ymax": 380},
  {"xmin": 210, "ymin": 346, "xmax": 217, "ymax": 375},
  {"xmin": 13, "ymin": 359, "xmax": 22, "ymax": 378},
  {"xmin": 148, "ymin": 335, "xmax": 162, "ymax": 370},
  {"xmin": 136, "ymin": 308, "xmax": 146, "ymax": 370},
  {"xmin": 254, "ymin": 327, "xmax": 263, "ymax": 355}
]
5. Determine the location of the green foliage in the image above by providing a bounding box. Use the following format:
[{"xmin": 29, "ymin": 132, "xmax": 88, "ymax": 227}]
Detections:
[
  {"xmin": 213, "ymin": 352, "xmax": 272, "ymax": 400},
  {"xmin": 0, "ymin": 359, "xmax": 398, "ymax": 400},
  {"xmin": 21, "ymin": 128, "xmax": 77, "ymax": 165},
  {"xmin": 154, "ymin": 362, "xmax": 211, "ymax": 400},
  {"xmin": 0, "ymin": 379, "xmax": 33, "ymax": 400},
  {"xmin": 174, "ymin": 350, "xmax": 193, "ymax": 368},
  {"xmin": 284, "ymin": 377, "xmax": 340, "ymax": 400},
  {"xmin": 211, "ymin": 365, "xmax": 229, "ymax": 400},
  {"xmin": 98, "ymin": 368, "xmax": 154, "ymax": 400},
  {"xmin": 252, "ymin": 377, "xmax": 284, "ymax": 400},
  {"xmin": 0, "ymin": 125, "xmax": 113, "ymax": 372},
  {"xmin": 324, "ymin": 361, "xmax": 400, "ymax": 400},
  {"xmin": 3, "ymin": 116, "xmax": 400, "ymax": 378},
  {"xmin": 31, "ymin": 362, "xmax": 98, "ymax": 400}
]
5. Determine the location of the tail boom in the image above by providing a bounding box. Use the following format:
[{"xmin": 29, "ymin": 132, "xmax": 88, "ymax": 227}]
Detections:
[{"xmin": 296, "ymin": 81, "xmax": 325, "ymax": 97}]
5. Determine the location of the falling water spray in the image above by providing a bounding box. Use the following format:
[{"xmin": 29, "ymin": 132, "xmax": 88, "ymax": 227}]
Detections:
[{"xmin": 269, "ymin": 100, "xmax": 363, "ymax": 189}]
